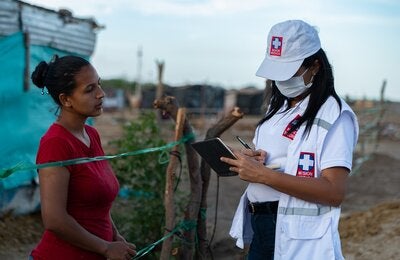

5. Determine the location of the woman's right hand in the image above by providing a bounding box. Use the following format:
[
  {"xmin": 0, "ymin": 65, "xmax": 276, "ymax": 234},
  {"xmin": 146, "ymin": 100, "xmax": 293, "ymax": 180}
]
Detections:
[{"xmin": 104, "ymin": 241, "xmax": 136, "ymax": 260}]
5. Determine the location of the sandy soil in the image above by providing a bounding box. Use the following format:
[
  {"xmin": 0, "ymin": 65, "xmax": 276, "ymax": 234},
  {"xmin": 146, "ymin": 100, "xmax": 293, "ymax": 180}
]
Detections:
[{"xmin": 1, "ymin": 107, "xmax": 399, "ymax": 260}]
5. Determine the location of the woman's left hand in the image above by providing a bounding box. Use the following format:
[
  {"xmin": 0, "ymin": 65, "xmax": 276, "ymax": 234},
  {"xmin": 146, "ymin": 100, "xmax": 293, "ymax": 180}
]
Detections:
[
  {"xmin": 221, "ymin": 151, "xmax": 267, "ymax": 183},
  {"xmin": 104, "ymin": 240, "xmax": 136, "ymax": 260}
]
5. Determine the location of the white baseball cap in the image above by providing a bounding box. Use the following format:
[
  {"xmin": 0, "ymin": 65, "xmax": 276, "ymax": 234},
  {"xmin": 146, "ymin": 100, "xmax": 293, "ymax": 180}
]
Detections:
[{"xmin": 256, "ymin": 20, "xmax": 321, "ymax": 81}]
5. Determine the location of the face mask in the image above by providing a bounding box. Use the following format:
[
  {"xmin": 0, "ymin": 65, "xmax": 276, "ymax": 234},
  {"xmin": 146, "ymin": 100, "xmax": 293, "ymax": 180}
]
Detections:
[{"xmin": 275, "ymin": 68, "xmax": 313, "ymax": 98}]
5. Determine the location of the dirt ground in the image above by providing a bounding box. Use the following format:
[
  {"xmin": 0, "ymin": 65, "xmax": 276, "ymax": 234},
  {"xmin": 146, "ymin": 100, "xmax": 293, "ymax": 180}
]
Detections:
[{"xmin": 1, "ymin": 105, "xmax": 399, "ymax": 259}]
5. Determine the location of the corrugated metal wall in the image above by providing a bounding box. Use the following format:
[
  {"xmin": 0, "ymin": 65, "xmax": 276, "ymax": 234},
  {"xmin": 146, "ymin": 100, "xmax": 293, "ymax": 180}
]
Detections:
[
  {"xmin": 0, "ymin": 0, "xmax": 100, "ymax": 56},
  {"xmin": 0, "ymin": 0, "xmax": 20, "ymax": 36}
]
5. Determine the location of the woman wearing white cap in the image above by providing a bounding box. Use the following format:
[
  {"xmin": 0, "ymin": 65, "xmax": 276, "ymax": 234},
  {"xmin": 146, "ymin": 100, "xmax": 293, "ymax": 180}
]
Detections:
[{"xmin": 221, "ymin": 20, "xmax": 359, "ymax": 260}]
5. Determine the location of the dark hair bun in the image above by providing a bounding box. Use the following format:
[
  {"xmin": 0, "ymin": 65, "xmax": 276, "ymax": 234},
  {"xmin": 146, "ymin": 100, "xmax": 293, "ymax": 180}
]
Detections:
[{"xmin": 31, "ymin": 61, "xmax": 49, "ymax": 88}]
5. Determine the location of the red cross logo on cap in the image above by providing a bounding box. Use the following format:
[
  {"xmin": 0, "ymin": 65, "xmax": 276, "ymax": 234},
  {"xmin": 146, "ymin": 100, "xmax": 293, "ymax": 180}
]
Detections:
[{"xmin": 270, "ymin": 36, "xmax": 282, "ymax": 56}]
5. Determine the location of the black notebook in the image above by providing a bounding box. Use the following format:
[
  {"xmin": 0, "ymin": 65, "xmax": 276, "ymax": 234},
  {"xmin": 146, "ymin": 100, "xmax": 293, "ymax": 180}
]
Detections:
[{"xmin": 191, "ymin": 137, "xmax": 238, "ymax": 177}]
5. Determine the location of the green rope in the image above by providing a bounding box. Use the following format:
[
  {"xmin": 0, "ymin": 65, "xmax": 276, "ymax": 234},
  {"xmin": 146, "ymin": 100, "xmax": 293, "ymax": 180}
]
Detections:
[
  {"xmin": 133, "ymin": 220, "xmax": 197, "ymax": 259},
  {"xmin": 158, "ymin": 150, "xmax": 171, "ymax": 165},
  {"xmin": 0, "ymin": 133, "xmax": 195, "ymax": 179}
]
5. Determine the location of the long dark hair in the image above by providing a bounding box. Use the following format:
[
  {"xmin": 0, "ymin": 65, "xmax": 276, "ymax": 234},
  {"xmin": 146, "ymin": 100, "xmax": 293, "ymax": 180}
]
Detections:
[{"xmin": 258, "ymin": 48, "xmax": 342, "ymax": 135}]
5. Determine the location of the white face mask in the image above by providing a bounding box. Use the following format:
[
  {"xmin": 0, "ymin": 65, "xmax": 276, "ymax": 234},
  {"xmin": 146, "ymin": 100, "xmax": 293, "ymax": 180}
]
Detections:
[{"xmin": 275, "ymin": 68, "xmax": 313, "ymax": 98}]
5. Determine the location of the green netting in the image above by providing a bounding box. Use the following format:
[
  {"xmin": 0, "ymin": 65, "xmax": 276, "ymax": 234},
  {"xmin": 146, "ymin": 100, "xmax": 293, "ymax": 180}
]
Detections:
[{"xmin": 0, "ymin": 32, "xmax": 89, "ymax": 190}]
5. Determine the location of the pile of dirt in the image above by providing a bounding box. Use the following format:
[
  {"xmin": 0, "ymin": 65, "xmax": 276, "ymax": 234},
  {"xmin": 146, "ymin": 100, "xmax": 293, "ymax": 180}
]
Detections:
[
  {"xmin": 338, "ymin": 152, "xmax": 400, "ymax": 259},
  {"xmin": 340, "ymin": 201, "xmax": 400, "ymax": 259}
]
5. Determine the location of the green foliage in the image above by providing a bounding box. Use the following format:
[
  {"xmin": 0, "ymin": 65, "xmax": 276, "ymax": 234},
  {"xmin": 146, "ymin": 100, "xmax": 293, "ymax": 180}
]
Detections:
[
  {"xmin": 110, "ymin": 111, "xmax": 167, "ymax": 257},
  {"xmin": 140, "ymin": 82, "xmax": 157, "ymax": 89},
  {"xmin": 110, "ymin": 111, "xmax": 191, "ymax": 258}
]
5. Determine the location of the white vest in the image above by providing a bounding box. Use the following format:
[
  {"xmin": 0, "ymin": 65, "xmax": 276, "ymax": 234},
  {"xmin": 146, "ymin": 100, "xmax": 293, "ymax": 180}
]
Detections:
[{"xmin": 230, "ymin": 97, "xmax": 359, "ymax": 260}]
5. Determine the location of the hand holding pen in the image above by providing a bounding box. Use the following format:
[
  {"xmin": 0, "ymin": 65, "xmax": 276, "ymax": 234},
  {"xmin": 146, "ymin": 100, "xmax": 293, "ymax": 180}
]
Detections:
[{"xmin": 235, "ymin": 136, "xmax": 280, "ymax": 169}]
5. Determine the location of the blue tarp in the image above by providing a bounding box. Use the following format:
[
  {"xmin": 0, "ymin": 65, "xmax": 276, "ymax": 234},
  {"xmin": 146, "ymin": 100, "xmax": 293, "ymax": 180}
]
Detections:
[{"xmin": 0, "ymin": 32, "xmax": 25, "ymax": 99}]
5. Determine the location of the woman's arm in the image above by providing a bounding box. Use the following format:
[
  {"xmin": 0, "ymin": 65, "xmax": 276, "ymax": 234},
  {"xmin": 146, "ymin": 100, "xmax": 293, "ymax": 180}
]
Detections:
[
  {"xmin": 270, "ymin": 166, "xmax": 349, "ymax": 206},
  {"xmin": 39, "ymin": 166, "xmax": 136, "ymax": 259},
  {"xmin": 220, "ymin": 154, "xmax": 348, "ymax": 207}
]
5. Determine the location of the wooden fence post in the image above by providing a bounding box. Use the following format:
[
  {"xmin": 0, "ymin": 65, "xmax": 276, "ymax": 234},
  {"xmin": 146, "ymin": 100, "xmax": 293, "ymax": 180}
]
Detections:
[{"xmin": 160, "ymin": 108, "xmax": 186, "ymax": 260}]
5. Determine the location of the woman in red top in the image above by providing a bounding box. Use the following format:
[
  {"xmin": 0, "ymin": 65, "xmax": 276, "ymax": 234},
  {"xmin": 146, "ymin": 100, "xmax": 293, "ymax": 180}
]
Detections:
[{"xmin": 30, "ymin": 55, "xmax": 136, "ymax": 260}]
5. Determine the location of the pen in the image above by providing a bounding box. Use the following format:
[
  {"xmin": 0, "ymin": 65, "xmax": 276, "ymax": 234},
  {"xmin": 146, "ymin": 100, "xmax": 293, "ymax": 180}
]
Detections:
[{"xmin": 236, "ymin": 136, "xmax": 252, "ymax": 150}]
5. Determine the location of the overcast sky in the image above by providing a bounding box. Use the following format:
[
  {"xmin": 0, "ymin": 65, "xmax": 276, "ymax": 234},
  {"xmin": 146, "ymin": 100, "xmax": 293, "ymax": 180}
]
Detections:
[{"xmin": 25, "ymin": 0, "xmax": 400, "ymax": 101}]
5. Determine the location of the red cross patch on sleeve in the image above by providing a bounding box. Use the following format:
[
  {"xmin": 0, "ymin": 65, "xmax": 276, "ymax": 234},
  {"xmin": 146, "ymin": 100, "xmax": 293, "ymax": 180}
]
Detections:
[{"xmin": 296, "ymin": 152, "xmax": 315, "ymax": 178}]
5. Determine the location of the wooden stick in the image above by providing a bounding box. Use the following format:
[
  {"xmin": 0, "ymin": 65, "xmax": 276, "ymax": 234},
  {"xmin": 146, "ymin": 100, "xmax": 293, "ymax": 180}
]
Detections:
[{"xmin": 160, "ymin": 107, "xmax": 186, "ymax": 260}]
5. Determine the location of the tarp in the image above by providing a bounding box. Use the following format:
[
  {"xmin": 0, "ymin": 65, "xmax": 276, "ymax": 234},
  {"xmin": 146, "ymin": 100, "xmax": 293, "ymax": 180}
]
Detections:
[{"xmin": 0, "ymin": 32, "xmax": 25, "ymax": 99}]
